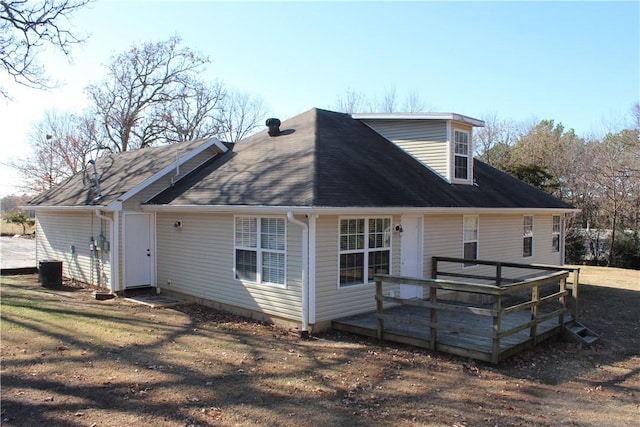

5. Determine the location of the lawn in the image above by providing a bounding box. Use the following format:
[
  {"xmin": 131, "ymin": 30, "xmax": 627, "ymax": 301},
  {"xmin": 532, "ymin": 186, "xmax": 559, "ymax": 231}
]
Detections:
[{"xmin": 1, "ymin": 267, "xmax": 638, "ymax": 426}]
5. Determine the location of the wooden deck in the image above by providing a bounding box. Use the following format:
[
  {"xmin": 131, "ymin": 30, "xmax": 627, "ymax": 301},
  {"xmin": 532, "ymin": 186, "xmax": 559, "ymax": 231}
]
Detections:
[
  {"xmin": 333, "ymin": 302, "xmax": 570, "ymax": 363},
  {"xmin": 332, "ymin": 258, "xmax": 580, "ymax": 364}
]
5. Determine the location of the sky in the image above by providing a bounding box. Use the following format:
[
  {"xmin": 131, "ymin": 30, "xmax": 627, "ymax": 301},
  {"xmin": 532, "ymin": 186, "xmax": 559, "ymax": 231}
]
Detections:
[{"xmin": 0, "ymin": 0, "xmax": 638, "ymax": 197}]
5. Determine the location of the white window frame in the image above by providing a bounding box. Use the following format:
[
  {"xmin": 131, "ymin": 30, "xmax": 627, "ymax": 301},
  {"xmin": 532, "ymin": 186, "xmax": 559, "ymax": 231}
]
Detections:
[
  {"xmin": 462, "ymin": 215, "xmax": 479, "ymax": 267},
  {"xmin": 234, "ymin": 215, "xmax": 287, "ymax": 287},
  {"xmin": 523, "ymin": 215, "xmax": 534, "ymax": 258},
  {"xmin": 552, "ymin": 215, "xmax": 561, "ymax": 253},
  {"xmin": 338, "ymin": 217, "xmax": 392, "ymax": 288},
  {"xmin": 453, "ymin": 129, "xmax": 470, "ymax": 181}
]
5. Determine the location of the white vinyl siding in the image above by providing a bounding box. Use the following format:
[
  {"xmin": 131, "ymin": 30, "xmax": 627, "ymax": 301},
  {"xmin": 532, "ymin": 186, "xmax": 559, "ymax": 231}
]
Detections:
[
  {"xmin": 360, "ymin": 119, "xmax": 449, "ymax": 179},
  {"xmin": 35, "ymin": 211, "xmax": 111, "ymax": 288},
  {"xmin": 155, "ymin": 213, "xmax": 302, "ymax": 322}
]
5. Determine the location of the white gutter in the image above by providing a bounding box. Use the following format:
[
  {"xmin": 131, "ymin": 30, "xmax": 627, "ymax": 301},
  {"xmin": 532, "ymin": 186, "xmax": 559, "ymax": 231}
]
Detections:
[
  {"xmin": 95, "ymin": 209, "xmax": 116, "ymax": 294},
  {"xmin": 142, "ymin": 204, "xmax": 580, "ymax": 215},
  {"xmin": 287, "ymin": 211, "xmax": 309, "ymax": 336}
]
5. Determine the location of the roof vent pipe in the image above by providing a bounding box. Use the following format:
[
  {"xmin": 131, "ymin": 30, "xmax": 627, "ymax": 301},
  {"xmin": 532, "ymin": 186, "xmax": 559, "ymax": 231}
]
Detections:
[
  {"xmin": 266, "ymin": 118, "xmax": 281, "ymax": 136},
  {"xmin": 87, "ymin": 159, "xmax": 103, "ymax": 203}
]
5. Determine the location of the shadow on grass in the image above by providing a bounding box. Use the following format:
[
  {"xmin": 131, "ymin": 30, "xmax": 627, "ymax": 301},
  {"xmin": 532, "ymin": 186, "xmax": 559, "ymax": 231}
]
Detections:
[{"xmin": 1, "ymin": 274, "xmax": 639, "ymax": 426}]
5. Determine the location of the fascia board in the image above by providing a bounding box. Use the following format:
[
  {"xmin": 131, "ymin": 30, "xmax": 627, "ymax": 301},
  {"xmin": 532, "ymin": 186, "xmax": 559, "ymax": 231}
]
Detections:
[
  {"xmin": 352, "ymin": 112, "xmax": 485, "ymax": 127},
  {"xmin": 141, "ymin": 204, "xmax": 579, "ymax": 216}
]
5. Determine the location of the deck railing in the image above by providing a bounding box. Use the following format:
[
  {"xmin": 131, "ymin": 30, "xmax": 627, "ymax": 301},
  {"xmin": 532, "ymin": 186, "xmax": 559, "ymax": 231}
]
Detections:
[{"xmin": 374, "ymin": 258, "xmax": 580, "ymax": 363}]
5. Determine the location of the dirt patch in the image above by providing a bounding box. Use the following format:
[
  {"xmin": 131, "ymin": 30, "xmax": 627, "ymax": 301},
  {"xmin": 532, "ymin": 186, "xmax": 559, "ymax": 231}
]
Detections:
[{"xmin": 1, "ymin": 267, "xmax": 638, "ymax": 426}]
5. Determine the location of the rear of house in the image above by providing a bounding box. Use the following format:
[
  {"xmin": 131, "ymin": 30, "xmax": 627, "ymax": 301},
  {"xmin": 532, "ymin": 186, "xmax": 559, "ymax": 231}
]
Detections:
[{"xmin": 27, "ymin": 108, "xmax": 575, "ymax": 334}]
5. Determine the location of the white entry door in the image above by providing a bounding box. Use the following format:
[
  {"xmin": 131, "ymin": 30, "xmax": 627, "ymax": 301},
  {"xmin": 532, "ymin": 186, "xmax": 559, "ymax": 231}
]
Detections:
[
  {"xmin": 400, "ymin": 215, "xmax": 424, "ymax": 299},
  {"xmin": 124, "ymin": 213, "xmax": 153, "ymax": 288}
]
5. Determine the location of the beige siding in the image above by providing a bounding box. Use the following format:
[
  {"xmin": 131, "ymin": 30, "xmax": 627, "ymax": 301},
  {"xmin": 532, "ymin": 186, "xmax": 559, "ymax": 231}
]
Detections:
[
  {"xmin": 361, "ymin": 119, "xmax": 449, "ymax": 179},
  {"xmin": 425, "ymin": 213, "xmax": 564, "ymax": 282},
  {"xmin": 35, "ymin": 211, "xmax": 111, "ymax": 288},
  {"xmin": 155, "ymin": 213, "xmax": 303, "ymax": 322}
]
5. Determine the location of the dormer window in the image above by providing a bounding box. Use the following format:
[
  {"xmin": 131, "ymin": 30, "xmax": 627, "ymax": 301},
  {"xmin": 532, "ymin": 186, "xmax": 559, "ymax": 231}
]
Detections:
[{"xmin": 454, "ymin": 130, "xmax": 470, "ymax": 180}]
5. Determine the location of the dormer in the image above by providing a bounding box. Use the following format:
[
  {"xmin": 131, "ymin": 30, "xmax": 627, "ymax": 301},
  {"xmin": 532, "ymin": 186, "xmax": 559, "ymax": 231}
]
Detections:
[{"xmin": 352, "ymin": 113, "xmax": 485, "ymax": 185}]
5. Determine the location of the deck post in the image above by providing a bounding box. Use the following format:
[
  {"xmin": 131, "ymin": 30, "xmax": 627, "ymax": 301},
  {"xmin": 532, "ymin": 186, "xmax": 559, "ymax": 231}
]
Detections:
[
  {"xmin": 429, "ymin": 286, "xmax": 437, "ymax": 350},
  {"xmin": 530, "ymin": 284, "xmax": 539, "ymax": 343},
  {"xmin": 559, "ymin": 276, "xmax": 567, "ymax": 326},
  {"xmin": 572, "ymin": 268, "xmax": 580, "ymax": 320},
  {"xmin": 496, "ymin": 262, "xmax": 502, "ymax": 286},
  {"xmin": 492, "ymin": 294, "xmax": 502, "ymax": 364},
  {"xmin": 431, "ymin": 257, "xmax": 438, "ymax": 279},
  {"xmin": 375, "ymin": 280, "xmax": 384, "ymax": 341}
]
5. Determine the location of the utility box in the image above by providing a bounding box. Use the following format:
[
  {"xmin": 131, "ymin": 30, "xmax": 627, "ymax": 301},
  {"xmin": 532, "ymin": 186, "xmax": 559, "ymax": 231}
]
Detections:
[{"xmin": 39, "ymin": 260, "xmax": 63, "ymax": 287}]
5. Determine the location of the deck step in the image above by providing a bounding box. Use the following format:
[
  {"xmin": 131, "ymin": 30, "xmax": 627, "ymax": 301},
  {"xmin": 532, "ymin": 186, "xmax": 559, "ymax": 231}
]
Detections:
[{"xmin": 564, "ymin": 321, "xmax": 600, "ymax": 345}]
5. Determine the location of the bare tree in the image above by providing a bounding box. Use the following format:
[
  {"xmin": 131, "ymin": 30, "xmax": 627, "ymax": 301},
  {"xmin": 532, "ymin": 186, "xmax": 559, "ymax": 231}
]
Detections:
[
  {"xmin": 0, "ymin": 0, "xmax": 89, "ymax": 98},
  {"xmin": 159, "ymin": 79, "xmax": 226, "ymax": 143},
  {"xmin": 474, "ymin": 113, "xmax": 517, "ymax": 165},
  {"xmin": 86, "ymin": 37, "xmax": 210, "ymax": 152},
  {"xmin": 11, "ymin": 110, "xmax": 99, "ymax": 193},
  {"xmin": 334, "ymin": 88, "xmax": 367, "ymax": 114},
  {"xmin": 217, "ymin": 90, "xmax": 267, "ymax": 143}
]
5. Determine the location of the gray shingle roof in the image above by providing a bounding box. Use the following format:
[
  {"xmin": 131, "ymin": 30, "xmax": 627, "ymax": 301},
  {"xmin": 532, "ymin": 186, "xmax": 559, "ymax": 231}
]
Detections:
[
  {"xmin": 28, "ymin": 139, "xmax": 211, "ymax": 207},
  {"xmin": 148, "ymin": 108, "xmax": 574, "ymax": 210}
]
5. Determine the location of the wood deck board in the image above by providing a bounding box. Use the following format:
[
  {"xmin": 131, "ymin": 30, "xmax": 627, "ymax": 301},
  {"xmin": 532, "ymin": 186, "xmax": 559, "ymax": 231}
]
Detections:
[{"xmin": 332, "ymin": 304, "xmax": 564, "ymax": 360}]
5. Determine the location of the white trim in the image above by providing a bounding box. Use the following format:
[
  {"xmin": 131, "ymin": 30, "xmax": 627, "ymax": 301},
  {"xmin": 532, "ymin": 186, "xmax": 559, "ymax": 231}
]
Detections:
[
  {"xmin": 141, "ymin": 204, "xmax": 580, "ymax": 216},
  {"xmin": 308, "ymin": 214, "xmax": 317, "ymax": 324},
  {"xmin": 352, "ymin": 112, "xmax": 485, "ymax": 127},
  {"xmin": 116, "ymin": 138, "xmax": 227, "ymax": 204}
]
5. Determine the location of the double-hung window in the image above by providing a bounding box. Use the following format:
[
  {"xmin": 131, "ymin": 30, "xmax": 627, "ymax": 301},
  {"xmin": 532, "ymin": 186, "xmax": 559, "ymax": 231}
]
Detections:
[
  {"xmin": 523, "ymin": 215, "xmax": 534, "ymax": 257},
  {"xmin": 552, "ymin": 215, "xmax": 561, "ymax": 253},
  {"xmin": 339, "ymin": 218, "xmax": 391, "ymax": 287},
  {"xmin": 463, "ymin": 215, "xmax": 479, "ymax": 266},
  {"xmin": 454, "ymin": 130, "xmax": 470, "ymax": 180},
  {"xmin": 235, "ymin": 216, "xmax": 286, "ymax": 285}
]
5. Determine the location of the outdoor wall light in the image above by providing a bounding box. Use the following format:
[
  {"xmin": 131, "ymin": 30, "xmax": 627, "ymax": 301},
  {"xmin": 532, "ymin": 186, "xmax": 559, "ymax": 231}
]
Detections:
[
  {"xmin": 174, "ymin": 220, "xmax": 183, "ymax": 228},
  {"xmin": 395, "ymin": 224, "xmax": 403, "ymax": 233}
]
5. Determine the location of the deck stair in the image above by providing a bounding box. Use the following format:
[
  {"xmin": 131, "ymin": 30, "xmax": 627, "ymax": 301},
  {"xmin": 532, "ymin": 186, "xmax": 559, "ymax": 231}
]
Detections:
[{"xmin": 564, "ymin": 321, "xmax": 600, "ymax": 345}]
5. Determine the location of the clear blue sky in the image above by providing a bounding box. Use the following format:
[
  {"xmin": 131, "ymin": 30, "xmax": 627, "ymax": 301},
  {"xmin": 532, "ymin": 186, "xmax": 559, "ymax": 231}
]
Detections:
[{"xmin": 1, "ymin": 1, "xmax": 638, "ymax": 196}]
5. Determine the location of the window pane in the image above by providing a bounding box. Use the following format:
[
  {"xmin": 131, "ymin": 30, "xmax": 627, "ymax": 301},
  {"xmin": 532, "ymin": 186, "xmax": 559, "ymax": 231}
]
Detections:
[
  {"xmin": 235, "ymin": 217, "xmax": 257, "ymax": 247},
  {"xmin": 368, "ymin": 218, "xmax": 390, "ymax": 248},
  {"xmin": 552, "ymin": 235, "xmax": 560, "ymax": 252},
  {"xmin": 368, "ymin": 250, "xmax": 390, "ymax": 279},
  {"xmin": 553, "ymin": 215, "xmax": 561, "ymax": 233},
  {"xmin": 262, "ymin": 252, "xmax": 285, "ymax": 284},
  {"xmin": 464, "ymin": 241, "xmax": 477, "ymax": 267},
  {"xmin": 340, "ymin": 219, "xmax": 365, "ymax": 250},
  {"xmin": 455, "ymin": 155, "xmax": 468, "ymax": 180},
  {"xmin": 523, "ymin": 216, "xmax": 533, "ymax": 236},
  {"xmin": 261, "ymin": 218, "xmax": 285, "ymax": 250},
  {"xmin": 463, "ymin": 216, "xmax": 478, "ymax": 241},
  {"xmin": 523, "ymin": 236, "xmax": 533, "ymax": 257},
  {"xmin": 455, "ymin": 131, "xmax": 468, "ymax": 155},
  {"xmin": 236, "ymin": 249, "xmax": 257, "ymax": 281},
  {"xmin": 340, "ymin": 253, "xmax": 364, "ymax": 286}
]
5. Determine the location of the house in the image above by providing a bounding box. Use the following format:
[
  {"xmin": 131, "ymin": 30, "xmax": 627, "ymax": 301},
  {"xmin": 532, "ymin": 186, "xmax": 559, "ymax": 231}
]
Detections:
[{"xmin": 27, "ymin": 108, "xmax": 577, "ymax": 334}]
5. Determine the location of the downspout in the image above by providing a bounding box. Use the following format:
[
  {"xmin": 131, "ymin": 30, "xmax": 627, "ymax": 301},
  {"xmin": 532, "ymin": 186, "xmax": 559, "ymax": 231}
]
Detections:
[
  {"xmin": 95, "ymin": 209, "xmax": 115, "ymax": 294},
  {"xmin": 287, "ymin": 211, "xmax": 309, "ymax": 337}
]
